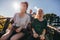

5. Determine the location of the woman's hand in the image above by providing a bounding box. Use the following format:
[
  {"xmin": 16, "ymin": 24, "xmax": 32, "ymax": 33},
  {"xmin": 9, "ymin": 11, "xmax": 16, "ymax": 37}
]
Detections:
[
  {"xmin": 40, "ymin": 35, "xmax": 45, "ymax": 40},
  {"xmin": 33, "ymin": 33, "xmax": 39, "ymax": 38}
]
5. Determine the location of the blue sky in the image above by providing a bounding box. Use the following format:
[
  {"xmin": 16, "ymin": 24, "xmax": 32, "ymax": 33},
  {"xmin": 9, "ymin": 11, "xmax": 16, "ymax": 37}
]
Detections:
[{"xmin": 0, "ymin": 0, "xmax": 60, "ymax": 17}]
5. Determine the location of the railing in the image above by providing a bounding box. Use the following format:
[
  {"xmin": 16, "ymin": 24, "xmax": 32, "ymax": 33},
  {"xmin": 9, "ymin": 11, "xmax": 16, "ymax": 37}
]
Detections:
[
  {"xmin": 0, "ymin": 18, "xmax": 11, "ymax": 29},
  {"xmin": 0, "ymin": 18, "xmax": 11, "ymax": 37},
  {"xmin": 0, "ymin": 17, "xmax": 60, "ymax": 40}
]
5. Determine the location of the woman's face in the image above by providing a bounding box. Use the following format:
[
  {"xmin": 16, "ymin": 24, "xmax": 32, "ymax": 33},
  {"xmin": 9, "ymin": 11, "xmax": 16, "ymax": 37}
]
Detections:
[
  {"xmin": 20, "ymin": 3, "xmax": 27, "ymax": 13},
  {"xmin": 37, "ymin": 9, "xmax": 44, "ymax": 17}
]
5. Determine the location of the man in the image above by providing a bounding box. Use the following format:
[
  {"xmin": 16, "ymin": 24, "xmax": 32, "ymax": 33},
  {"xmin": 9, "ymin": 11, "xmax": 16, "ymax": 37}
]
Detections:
[{"xmin": 1, "ymin": 2, "xmax": 30, "ymax": 40}]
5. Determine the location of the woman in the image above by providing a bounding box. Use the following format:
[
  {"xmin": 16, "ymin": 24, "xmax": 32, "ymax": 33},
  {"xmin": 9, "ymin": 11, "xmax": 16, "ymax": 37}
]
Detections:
[
  {"xmin": 1, "ymin": 2, "xmax": 30, "ymax": 40},
  {"xmin": 32, "ymin": 9, "xmax": 47, "ymax": 40}
]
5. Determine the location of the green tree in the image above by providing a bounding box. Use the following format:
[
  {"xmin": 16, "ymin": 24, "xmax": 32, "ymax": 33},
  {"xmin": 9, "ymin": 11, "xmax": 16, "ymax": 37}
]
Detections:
[
  {"xmin": 44, "ymin": 13, "xmax": 57, "ymax": 40},
  {"xmin": 44, "ymin": 13, "xmax": 57, "ymax": 25}
]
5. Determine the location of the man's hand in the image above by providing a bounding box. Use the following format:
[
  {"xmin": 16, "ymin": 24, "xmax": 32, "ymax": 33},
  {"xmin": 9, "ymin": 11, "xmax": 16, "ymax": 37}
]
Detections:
[
  {"xmin": 16, "ymin": 28, "xmax": 20, "ymax": 33},
  {"xmin": 40, "ymin": 35, "xmax": 45, "ymax": 40},
  {"xmin": 16, "ymin": 27, "xmax": 22, "ymax": 33},
  {"xmin": 33, "ymin": 33, "xmax": 39, "ymax": 38}
]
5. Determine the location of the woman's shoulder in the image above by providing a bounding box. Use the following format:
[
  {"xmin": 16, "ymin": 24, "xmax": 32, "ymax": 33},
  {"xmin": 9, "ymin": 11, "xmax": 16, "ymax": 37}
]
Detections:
[
  {"xmin": 43, "ymin": 19, "xmax": 47, "ymax": 23},
  {"xmin": 43, "ymin": 19, "xmax": 47, "ymax": 22},
  {"xmin": 33, "ymin": 18, "xmax": 39, "ymax": 20},
  {"xmin": 32, "ymin": 18, "xmax": 38, "ymax": 22}
]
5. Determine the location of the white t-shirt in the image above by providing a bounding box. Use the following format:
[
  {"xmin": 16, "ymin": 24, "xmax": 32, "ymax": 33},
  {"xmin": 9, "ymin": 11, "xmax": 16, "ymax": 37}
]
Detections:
[{"xmin": 13, "ymin": 13, "xmax": 30, "ymax": 29}]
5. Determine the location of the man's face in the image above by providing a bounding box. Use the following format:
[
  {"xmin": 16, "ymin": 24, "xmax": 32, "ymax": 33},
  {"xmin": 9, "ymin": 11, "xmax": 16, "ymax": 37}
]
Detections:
[
  {"xmin": 30, "ymin": 10, "xmax": 32, "ymax": 14},
  {"xmin": 20, "ymin": 3, "xmax": 27, "ymax": 12}
]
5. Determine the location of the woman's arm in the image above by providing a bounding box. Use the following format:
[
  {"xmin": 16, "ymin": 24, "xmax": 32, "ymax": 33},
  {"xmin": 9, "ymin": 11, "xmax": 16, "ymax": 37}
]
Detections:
[
  {"xmin": 32, "ymin": 28, "xmax": 36, "ymax": 34},
  {"xmin": 41, "ymin": 29, "xmax": 46, "ymax": 36},
  {"xmin": 39, "ymin": 29, "xmax": 46, "ymax": 40},
  {"xmin": 32, "ymin": 28, "xmax": 39, "ymax": 38}
]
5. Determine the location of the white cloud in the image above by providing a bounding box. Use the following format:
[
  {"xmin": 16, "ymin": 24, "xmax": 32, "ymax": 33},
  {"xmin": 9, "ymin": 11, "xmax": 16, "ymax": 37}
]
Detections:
[{"xmin": 34, "ymin": 6, "xmax": 38, "ymax": 10}]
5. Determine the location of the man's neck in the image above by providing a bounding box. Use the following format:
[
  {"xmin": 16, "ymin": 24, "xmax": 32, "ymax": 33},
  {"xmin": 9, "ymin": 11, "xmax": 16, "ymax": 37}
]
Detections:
[
  {"xmin": 20, "ymin": 11, "xmax": 25, "ymax": 14},
  {"xmin": 19, "ymin": 12, "xmax": 26, "ymax": 18}
]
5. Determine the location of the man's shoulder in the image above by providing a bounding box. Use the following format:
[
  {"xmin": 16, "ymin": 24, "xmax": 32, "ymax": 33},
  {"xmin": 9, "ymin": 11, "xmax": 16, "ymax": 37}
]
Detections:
[
  {"xmin": 26, "ymin": 13, "xmax": 30, "ymax": 18},
  {"xmin": 14, "ymin": 13, "xmax": 19, "ymax": 16}
]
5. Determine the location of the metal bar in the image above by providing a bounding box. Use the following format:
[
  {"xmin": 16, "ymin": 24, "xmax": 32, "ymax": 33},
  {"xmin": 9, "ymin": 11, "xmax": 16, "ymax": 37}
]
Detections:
[{"xmin": 0, "ymin": 17, "xmax": 11, "ymax": 19}]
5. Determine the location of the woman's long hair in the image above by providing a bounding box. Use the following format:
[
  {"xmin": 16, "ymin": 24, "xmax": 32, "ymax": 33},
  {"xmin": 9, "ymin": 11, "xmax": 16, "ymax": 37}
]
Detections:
[{"xmin": 35, "ymin": 8, "xmax": 43, "ymax": 19}]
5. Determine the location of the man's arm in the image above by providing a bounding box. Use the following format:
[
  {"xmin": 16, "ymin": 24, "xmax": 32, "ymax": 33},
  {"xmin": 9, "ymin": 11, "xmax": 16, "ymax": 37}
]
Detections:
[{"xmin": 47, "ymin": 25, "xmax": 57, "ymax": 30}]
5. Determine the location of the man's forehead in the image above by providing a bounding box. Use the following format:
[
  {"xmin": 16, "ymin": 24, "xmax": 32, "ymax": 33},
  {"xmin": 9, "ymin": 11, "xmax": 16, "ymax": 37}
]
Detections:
[{"xmin": 20, "ymin": 3, "xmax": 26, "ymax": 6}]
